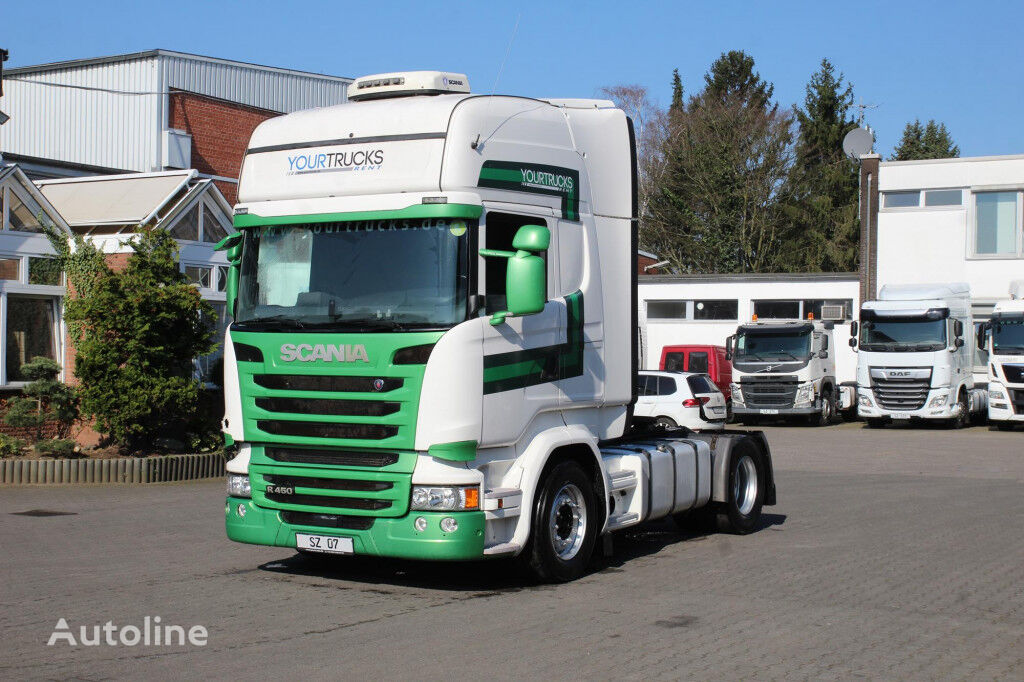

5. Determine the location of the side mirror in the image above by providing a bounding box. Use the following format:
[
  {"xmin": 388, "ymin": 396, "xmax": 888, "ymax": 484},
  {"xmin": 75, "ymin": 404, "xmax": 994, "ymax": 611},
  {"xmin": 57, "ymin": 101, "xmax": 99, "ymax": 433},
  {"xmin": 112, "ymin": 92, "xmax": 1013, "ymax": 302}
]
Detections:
[
  {"xmin": 976, "ymin": 322, "xmax": 989, "ymax": 349},
  {"xmin": 953, "ymin": 319, "xmax": 964, "ymax": 338},
  {"xmin": 821, "ymin": 335, "xmax": 829, "ymax": 350},
  {"xmin": 850, "ymin": 320, "xmax": 859, "ymax": 337},
  {"xmin": 479, "ymin": 224, "xmax": 549, "ymax": 326},
  {"xmin": 215, "ymin": 231, "xmax": 245, "ymax": 316},
  {"xmin": 819, "ymin": 350, "xmax": 829, "ymax": 359},
  {"xmin": 953, "ymin": 337, "xmax": 965, "ymax": 350},
  {"xmin": 725, "ymin": 334, "xmax": 735, "ymax": 361},
  {"xmin": 848, "ymin": 337, "xmax": 858, "ymax": 348}
]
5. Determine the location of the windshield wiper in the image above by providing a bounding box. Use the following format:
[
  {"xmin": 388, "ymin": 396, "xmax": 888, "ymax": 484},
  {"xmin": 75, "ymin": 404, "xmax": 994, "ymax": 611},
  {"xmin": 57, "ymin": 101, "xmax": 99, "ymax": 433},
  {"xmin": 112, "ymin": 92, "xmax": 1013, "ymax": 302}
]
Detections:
[
  {"xmin": 234, "ymin": 314, "xmax": 305, "ymax": 330},
  {"xmin": 773, "ymin": 351, "xmax": 800, "ymax": 361}
]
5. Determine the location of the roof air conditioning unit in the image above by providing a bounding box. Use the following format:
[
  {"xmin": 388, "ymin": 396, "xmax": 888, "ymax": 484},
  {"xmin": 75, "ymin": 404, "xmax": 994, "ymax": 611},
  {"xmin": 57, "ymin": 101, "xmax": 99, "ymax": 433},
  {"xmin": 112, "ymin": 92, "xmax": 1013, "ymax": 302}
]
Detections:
[{"xmin": 821, "ymin": 304, "xmax": 846, "ymax": 321}]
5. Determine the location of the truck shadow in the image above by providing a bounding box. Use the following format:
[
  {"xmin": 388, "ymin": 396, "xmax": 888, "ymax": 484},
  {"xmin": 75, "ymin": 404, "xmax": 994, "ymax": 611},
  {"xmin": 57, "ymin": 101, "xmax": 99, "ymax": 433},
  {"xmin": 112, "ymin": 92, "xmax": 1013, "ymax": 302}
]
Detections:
[{"xmin": 256, "ymin": 513, "xmax": 787, "ymax": 592}]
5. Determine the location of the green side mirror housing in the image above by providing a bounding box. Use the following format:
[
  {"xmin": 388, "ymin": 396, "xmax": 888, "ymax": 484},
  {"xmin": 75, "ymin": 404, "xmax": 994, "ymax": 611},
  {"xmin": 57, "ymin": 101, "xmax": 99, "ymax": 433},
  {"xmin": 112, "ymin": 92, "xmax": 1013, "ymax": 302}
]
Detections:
[
  {"xmin": 216, "ymin": 231, "xmax": 245, "ymax": 316},
  {"xmin": 479, "ymin": 224, "xmax": 549, "ymax": 325}
]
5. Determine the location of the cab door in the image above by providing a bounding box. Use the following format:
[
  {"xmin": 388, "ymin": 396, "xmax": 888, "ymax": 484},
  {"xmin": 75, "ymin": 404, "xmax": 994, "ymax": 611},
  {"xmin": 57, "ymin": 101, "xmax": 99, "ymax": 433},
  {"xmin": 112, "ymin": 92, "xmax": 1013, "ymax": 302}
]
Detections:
[{"xmin": 479, "ymin": 207, "xmax": 565, "ymax": 447}]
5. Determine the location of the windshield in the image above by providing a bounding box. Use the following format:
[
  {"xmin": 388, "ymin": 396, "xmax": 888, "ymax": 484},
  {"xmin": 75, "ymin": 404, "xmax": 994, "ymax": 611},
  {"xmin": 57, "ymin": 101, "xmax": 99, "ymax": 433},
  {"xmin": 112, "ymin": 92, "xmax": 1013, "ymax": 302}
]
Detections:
[
  {"xmin": 992, "ymin": 316, "xmax": 1024, "ymax": 354},
  {"xmin": 860, "ymin": 317, "xmax": 946, "ymax": 352},
  {"xmin": 235, "ymin": 218, "xmax": 472, "ymax": 330},
  {"xmin": 735, "ymin": 330, "xmax": 811, "ymax": 361}
]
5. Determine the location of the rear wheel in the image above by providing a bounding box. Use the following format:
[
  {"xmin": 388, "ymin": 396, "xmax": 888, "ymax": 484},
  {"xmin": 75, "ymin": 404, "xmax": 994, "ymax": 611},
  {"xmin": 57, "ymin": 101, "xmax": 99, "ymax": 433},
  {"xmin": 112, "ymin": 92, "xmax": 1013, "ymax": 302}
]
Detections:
[
  {"xmin": 710, "ymin": 440, "xmax": 764, "ymax": 534},
  {"xmin": 520, "ymin": 460, "xmax": 598, "ymax": 583}
]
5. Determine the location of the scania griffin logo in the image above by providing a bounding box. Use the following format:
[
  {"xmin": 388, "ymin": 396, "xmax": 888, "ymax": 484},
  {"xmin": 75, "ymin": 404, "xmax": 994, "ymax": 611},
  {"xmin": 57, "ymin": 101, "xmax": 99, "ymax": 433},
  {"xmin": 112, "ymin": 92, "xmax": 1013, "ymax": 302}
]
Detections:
[
  {"xmin": 373, "ymin": 378, "xmax": 385, "ymax": 391},
  {"xmin": 279, "ymin": 344, "xmax": 369, "ymax": 363}
]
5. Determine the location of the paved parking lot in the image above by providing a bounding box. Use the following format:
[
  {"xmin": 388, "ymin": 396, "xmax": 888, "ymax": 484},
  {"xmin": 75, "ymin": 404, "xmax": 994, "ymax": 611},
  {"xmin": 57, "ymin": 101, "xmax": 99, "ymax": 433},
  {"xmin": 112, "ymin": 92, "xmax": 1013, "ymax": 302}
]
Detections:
[{"xmin": 1, "ymin": 422, "xmax": 1022, "ymax": 680}]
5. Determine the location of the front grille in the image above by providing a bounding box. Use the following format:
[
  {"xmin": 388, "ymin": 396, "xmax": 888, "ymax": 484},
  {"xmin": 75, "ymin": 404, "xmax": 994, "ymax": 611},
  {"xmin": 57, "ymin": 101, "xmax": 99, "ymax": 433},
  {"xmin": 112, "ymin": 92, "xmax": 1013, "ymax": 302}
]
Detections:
[
  {"xmin": 1002, "ymin": 364, "xmax": 1024, "ymax": 384},
  {"xmin": 257, "ymin": 420, "xmax": 398, "ymax": 440},
  {"xmin": 740, "ymin": 376, "xmax": 798, "ymax": 408},
  {"xmin": 281, "ymin": 511, "xmax": 374, "ymax": 531},
  {"xmin": 256, "ymin": 397, "xmax": 400, "ymax": 417},
  {"xmin": 1010, "ymin": 389, "xmax": 1024, "ymax": 414},
  {"xmin": 264, "ymin": 474, "xmax": 392, "ymax": 492},
  {"xmin": 253, "ymin": 374, "xmax": 403, "ymax": 393},
  {"xmin": 872, "ymin": 377, "xmax": 930, "ymax": 410},
  {"xmin": 264, "ymin": 492, "xmax": 392, "ymax": 510},
  {"xmin": 265, "ymin": 447, "xmax": 399, "ymax": 467}
]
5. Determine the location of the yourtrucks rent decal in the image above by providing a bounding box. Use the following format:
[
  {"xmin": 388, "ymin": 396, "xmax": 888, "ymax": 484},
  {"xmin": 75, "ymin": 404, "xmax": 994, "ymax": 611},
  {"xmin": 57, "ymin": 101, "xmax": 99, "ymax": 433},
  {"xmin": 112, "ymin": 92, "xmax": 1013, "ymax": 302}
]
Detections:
[
  {"xmin": 478, "ymin": 161, "xmax": 580, "ymax": 221},
  {"xmin": 483, "ymin": 292, "xmax": 584, "ymax": 394},
  {"xmin": 286, "ymin": 148, "xmax": 384, "ymax": 175}
]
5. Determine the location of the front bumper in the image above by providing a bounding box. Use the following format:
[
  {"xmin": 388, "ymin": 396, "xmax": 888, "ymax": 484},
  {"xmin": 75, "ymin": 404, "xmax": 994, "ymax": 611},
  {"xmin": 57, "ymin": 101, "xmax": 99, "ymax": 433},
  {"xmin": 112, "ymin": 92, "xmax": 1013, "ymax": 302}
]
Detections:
[
  {"xmin": 733, "ymin": 399, "xmax": 820, "ymax": 417},
  {"xmin": 988, "ymin": 383, "xmax": 1024, "ymax": 421},
  {"xmin": 226, "ymin": 497, "xmax": 486, "ymax": 561},
  {"xmin": 857, "ymin": 389, "xmax": 957, "ymax": 420}
]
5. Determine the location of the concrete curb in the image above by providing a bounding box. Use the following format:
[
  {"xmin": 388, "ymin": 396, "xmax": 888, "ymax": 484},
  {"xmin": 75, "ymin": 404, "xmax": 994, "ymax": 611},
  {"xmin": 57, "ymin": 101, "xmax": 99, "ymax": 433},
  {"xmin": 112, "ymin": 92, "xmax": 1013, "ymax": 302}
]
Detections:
[{"xmin": 0, "ymin": 452, "xmax": 226, "ymax": 485}]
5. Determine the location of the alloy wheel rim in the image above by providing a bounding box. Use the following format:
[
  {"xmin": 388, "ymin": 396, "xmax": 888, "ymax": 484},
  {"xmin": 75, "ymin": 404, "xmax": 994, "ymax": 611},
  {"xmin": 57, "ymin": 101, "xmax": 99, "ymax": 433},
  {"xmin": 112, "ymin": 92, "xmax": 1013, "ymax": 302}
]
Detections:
[
  {"xmin": 549, "ymin": 483, "xmax": 587, "ymax": 560},
  {"xmin": 732, "ymin": 455, "xmax": 758, "ymax": 516}
]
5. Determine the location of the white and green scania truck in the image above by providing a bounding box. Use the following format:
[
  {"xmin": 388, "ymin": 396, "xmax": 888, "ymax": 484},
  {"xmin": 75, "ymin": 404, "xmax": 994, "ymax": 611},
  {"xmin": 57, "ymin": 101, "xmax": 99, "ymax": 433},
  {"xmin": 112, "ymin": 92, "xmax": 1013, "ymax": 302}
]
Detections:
[{"xmin": 221, "ymin": 71, "xmax": 776, "ymax": 581}]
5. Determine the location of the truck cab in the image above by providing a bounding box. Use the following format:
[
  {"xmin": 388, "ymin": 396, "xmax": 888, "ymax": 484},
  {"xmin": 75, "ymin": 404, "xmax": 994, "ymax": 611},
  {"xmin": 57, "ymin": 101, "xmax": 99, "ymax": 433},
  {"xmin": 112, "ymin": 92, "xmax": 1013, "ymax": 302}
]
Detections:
[
  {"xmin": 726, "ymin": 319, "xmax": 842, "ymax": 425},
  {"xmin": 852, "ymin": 282, "xmax": 986, "ymax": 428},
  {"xmin": 979, "ymin": 280, "xmax": 1024, "ymax": 429}
]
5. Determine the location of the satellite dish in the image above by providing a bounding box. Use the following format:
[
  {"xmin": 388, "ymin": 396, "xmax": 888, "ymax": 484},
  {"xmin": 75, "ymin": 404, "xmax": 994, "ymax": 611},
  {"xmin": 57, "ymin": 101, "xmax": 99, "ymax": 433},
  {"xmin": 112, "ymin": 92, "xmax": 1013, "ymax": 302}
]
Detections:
[{"xmin": 843, "ymin": 127, "xmax": 874, "ymax": 160}]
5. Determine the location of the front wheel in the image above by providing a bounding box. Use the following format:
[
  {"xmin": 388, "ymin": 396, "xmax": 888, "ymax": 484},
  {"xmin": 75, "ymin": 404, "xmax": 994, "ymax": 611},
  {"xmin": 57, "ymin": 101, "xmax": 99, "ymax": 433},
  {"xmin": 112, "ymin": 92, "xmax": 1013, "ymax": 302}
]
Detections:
[
  {"xmin": 807, "ymin": 391, "xmax": 834, "ymax": 426},
  {"xmin": 711, "ymin": 440, "xmax": 764, "ymax": 534},
  {"xmin": 519, "ymin": 460, "xmax": 598, "ymax": 583},
  {"xmin": 947, "ymin": 391, "xmax": 969, "ymax": 429}
]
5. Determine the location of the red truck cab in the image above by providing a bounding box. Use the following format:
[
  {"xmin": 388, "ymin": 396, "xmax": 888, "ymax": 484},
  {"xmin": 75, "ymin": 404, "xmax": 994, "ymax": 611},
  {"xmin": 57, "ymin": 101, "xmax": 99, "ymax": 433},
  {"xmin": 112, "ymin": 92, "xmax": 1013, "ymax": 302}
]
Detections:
[{"xmin": 659, "ymin": 345, "xmax": 733, "ymax": 402}]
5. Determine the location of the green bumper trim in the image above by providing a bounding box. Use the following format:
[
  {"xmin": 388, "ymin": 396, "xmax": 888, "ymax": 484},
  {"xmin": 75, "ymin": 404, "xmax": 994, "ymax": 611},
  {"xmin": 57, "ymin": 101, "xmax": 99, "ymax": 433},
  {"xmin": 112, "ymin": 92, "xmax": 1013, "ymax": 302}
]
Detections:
[
  {"xmin": 225, "ymin": 497, "xmax": 485, "ymax": 561},
  {"xmin": 233, "ymin": 203, "xmax": 483, "ymax": 228},
  {"xmin": 428, "ymin": 440, "xmax": 478, "ymax": 462}
]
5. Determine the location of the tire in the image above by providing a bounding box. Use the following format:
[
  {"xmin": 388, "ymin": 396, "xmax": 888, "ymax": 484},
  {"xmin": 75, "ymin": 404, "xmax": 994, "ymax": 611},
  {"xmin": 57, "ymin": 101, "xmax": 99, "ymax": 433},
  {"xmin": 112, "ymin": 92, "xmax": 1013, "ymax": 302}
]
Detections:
[
  {"xmin": 654, "ymin": 416, "xmax": 677, "ymax": 429},
  {"xmin": 519, "ymin": 460, "xmax": 599, "ymax": 583},
  {"xmin": 807, "ymin": 390, "xmax": 834, "ymax": 427},
  {"xmin": 991, "ymin": 421, "xmax": 1015, "ymax": 432},
  {"xmin": 947, "ymin": 391, "xmax": 969, "ymax": 429},
  {"xmin": 710, "ymin": 440, "xmax": 765, "ymax": 535},
  {"xmin": 726, "ymin": 401, "xmax": 734, "ymax": 423},
  {"xmin": 866, "ymin": 418, "xmax": 886, "ymax": 429}
]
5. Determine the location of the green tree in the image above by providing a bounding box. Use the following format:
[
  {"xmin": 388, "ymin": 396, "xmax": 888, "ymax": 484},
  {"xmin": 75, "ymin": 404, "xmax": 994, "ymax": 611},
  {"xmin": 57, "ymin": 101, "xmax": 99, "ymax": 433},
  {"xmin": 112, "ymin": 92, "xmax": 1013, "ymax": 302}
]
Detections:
[
  {"xmin": 670, "ymin": 69, "xmax": 684, "ymax": 112},
  {"xmin": 45, "ymin": 227, "xmax": 217, "ymax": 450},
  {"xmin": 890, "ymin": 119, "xmax": 959, "ymax": 160},
  {"xmin": 646, "ymin": 51, "xmax": 793, "ymax": 273},
  {"xmin": 780, "ymin": 59, "xmax": 861, "ymax": 272}
]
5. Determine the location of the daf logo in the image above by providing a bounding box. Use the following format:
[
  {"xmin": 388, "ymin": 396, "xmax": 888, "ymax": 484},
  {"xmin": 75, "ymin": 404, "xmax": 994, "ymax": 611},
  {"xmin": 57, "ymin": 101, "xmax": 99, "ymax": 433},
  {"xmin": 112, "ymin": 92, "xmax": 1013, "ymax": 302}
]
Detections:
[
  {"xmin": 888, "ymin": 371, "xmax": 911, "ymax": 377},
  {"xmin": 279, "ymin": 343, "xmax": 370, "ymax": 363},
  {"xmin": 373, "ymin": 378, "xmax": 385, "ymax": 392}
]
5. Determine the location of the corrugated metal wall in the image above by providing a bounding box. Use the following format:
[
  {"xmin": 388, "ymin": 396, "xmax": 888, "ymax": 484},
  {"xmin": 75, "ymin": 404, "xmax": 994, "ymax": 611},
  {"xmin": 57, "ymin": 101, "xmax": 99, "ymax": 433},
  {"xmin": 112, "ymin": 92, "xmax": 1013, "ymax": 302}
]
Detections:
[
  {"xmin": 0, "ymin": 51, "xmax": 351, "ymax": 173},
  {"xmin": 1, "ymin": 56, "xmax": 162, "ymax": 172}
]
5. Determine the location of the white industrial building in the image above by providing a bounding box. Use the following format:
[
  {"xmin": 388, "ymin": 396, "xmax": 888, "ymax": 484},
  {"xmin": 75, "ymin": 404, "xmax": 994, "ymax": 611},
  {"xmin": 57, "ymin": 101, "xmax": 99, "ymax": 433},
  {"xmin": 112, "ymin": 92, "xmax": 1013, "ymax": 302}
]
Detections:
[{"xmin": 639, "ymin": 273, "xmax": 861, "ymax": 383}]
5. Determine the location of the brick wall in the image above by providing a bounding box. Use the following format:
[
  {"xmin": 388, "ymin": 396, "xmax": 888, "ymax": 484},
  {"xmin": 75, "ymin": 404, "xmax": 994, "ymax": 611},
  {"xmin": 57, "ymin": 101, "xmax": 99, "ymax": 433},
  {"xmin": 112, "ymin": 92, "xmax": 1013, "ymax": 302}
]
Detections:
[
  {"xmin": 858, "ymin": 154, "xmax": 881, "ymax": 302},
  {"xmin": 167, "ymin": 91, "xmax": 279, "ymax": 205}
]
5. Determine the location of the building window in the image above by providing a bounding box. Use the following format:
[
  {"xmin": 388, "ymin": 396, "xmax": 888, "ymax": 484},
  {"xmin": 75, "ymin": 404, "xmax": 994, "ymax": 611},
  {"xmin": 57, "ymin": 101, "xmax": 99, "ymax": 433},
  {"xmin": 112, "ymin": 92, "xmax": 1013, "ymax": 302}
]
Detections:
[
  {"xmin": 802, "ymin": 299, "xmax": 854, "ymax": 321},
  {"xmin": 883, "ymin": 191, "xmax": 920, "ymax": 208},
  {"xmin": 693, "ymin": 300, "xmax": 738, "ymax": 320},
  {"xmin": 184, "ymin": 265, "xmax": 213, "ymax": 289},
  {"xmin": 924, "ymin": 189, "xmax": 962, "ymax": 206},
  {"xmin": 974, "ymin": 191, "xmax": 1019, "ymax": 256},
  {"xmin": 753, "ymin": 300, "xmax": 800, "ymax": 319},
  {"xmin": 647, "ymin": 300, "xmax": 688, "ymax": 320},
  {"xmin": 28, "ymin": 257, "xmax": 64, "ymax": 286},
  {"xmin": 0, "ymin": 257, "xmax": 20, "ymax": 281},
  {"xmin": 216, "ymin": 265, "xmax": 229, "ymax": 292},
  {"xmin": 170, "ymin": 205, "xmax": 201, "ymax": 241},
  {"xmin": 202, "ymin": 205, "xmax": 228, "ymax": 243},
  {"xmin": 5, "ymin": 296, "xmax": 58, "ymax": 382}
]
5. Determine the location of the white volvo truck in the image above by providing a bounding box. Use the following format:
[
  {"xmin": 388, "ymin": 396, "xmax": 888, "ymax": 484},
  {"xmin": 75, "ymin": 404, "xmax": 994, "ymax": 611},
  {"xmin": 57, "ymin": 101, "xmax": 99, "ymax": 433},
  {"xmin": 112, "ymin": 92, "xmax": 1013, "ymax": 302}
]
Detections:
[
  {"xmin": 220, "ymin": 71, "xmax": 777, "ymax": 582},
  {"xmin": 979, "ymin": 280, "xmax": 1024, "ymax": 430},
  {"xmin": 852, "ymin": 282, "xmax": 986, "ymax": 428},
  {"xmin": 727, "ymin": 317, "xmax": 854, "ymax": 426}
]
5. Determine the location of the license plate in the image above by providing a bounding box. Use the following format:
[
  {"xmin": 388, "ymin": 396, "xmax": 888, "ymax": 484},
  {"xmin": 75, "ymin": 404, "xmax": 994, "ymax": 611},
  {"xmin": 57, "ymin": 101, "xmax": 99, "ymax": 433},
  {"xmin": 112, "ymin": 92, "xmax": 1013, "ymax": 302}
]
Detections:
[
  {"xmin": 892, "ymin": 412, "xmax": 911, "ymax": 420},
  {"xmin": 710, "ymin": 406, "xmax": 725, "ymax": 414},
  {"xmin": 759, "ymin": 409, "xmax": 779, "ymax": 415},
  {"xmin": 296, "ymin": 533, "xmax": 354, "ymax": 555}
]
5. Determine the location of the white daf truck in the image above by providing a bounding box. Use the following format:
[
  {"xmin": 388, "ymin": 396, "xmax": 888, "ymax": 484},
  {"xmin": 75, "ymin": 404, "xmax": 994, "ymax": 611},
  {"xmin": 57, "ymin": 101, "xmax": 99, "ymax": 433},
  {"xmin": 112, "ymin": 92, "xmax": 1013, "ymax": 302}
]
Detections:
[
  {"xmin": 852, "ymin": 282, "xmax": 986, "ymax": 428},
  {"xmin": 978, "ymin": 280, "xmax": 1024, "ymax": 430},
  {"xmin": 220, "ymin": 71, "xmax": 777, "ymax": 582},
  {"xmin": 726, "ymin": 317, "xmax": 854, "ymax": 426}
]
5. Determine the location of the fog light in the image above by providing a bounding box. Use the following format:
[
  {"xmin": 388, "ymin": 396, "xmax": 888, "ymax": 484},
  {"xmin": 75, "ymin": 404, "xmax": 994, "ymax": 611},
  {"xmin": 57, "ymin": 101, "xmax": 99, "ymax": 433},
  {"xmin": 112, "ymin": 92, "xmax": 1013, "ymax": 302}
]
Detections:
[
  {"xmin": 440, "ymin": 517, "xmax": 458, "ymax": 533},
  {"xmin": 858, "ymin": 395, "xmax": 872, "ymax": 407},
  {"xmin": 414, "ymin": 516, "xmax": 428, "ymax": 532},
  {"xmin": 236, "ymin": 503, "xmax": 247, "ymax": 518}
]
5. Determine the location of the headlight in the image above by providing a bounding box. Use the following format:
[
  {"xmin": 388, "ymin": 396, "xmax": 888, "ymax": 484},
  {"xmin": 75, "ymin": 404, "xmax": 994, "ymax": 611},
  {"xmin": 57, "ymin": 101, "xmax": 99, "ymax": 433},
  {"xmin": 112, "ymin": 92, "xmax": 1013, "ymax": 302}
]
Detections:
[
  {"xmin": 858, "ymin": 394, "xmax": 873, "ymax": 407},
  {"xmin": 989, "ymin": 389, "xmax": 1007, "ymax": 401},
  {"xmin": 730, "ymin": 383, "xmax": 743, "ymax": 404},
  {"xmin": 410, "ymin": 485, "xmax": 480, "ymax": 511},
  {"xmin": 928, "ymin": 393, "xmax": 948, "ymax": 407},
  {"xmin": 794, "ymin": 383, "xmax": 815, "ymax": 405},
  {"xmin": 227, "ymin": 473, "xmax": 251, "ymax": 498}
]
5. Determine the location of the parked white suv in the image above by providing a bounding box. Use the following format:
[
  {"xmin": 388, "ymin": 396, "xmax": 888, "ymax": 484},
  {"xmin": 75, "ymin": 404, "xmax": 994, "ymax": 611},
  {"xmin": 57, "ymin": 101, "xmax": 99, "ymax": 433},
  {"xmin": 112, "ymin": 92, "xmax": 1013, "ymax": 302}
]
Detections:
[{"xmin": 634, "ymin": 371, "xmax": 728, "ymax": 431}]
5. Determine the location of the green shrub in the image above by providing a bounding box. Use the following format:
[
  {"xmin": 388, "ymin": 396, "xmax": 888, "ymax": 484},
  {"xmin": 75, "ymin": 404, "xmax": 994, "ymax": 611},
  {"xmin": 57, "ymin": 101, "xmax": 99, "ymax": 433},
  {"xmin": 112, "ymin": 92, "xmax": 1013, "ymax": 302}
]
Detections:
[
  {"xmin": 46, "ymin": 227, "xmax": 217, "ymax": 451},
  {"xmin": 0, "ymin": 433, "xmax": 26, "ymax": 458},
  {"xmin": 34, "ymin": 438, "xmax": 77, "ymax": 458},
  {"xmin": 3, "ymin": 356, "xmax": 78, "ymax": 441}
]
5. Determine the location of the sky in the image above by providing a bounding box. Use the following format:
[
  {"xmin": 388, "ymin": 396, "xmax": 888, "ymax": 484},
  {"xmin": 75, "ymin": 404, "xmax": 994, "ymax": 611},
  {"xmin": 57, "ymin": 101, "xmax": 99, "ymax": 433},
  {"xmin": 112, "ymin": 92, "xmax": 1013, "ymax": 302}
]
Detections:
[{"xmin": 4, "ymin": 0, "xmax": 1023, "ymax": 158}]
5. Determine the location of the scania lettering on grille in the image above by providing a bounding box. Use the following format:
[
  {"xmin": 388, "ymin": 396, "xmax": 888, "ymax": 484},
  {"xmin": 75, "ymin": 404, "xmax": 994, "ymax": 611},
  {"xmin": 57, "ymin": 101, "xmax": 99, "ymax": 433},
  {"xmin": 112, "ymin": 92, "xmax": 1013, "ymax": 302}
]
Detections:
[{"xmin": 279, "ymin": 343, "xmax": 370, "ymax": 363}]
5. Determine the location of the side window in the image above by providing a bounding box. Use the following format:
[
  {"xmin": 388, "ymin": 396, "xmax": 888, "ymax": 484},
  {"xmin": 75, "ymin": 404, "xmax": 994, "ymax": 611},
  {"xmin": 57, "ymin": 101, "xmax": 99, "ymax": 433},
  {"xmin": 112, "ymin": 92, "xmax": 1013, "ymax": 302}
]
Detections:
[
  {"xmin": 688, "ymin": 351, "xmax": 709, "ymax": 374},
  {"xmin": 687, "ymin": 375, "xmax": 711, "ymax": 394},
  {"xmin": 664, "ymin": 352, "xmax": 685, "ymax": 372},
  {"xmin": 658, "ymin": 376, "xmax": 677, "ymax": 395},
  {"xmin": 483, "ymin": 212, "xmax": 548, "ymax": 313},
  {"xmin": 634, "ymin": 375, "xmax": 649, "ymax": 396}
]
